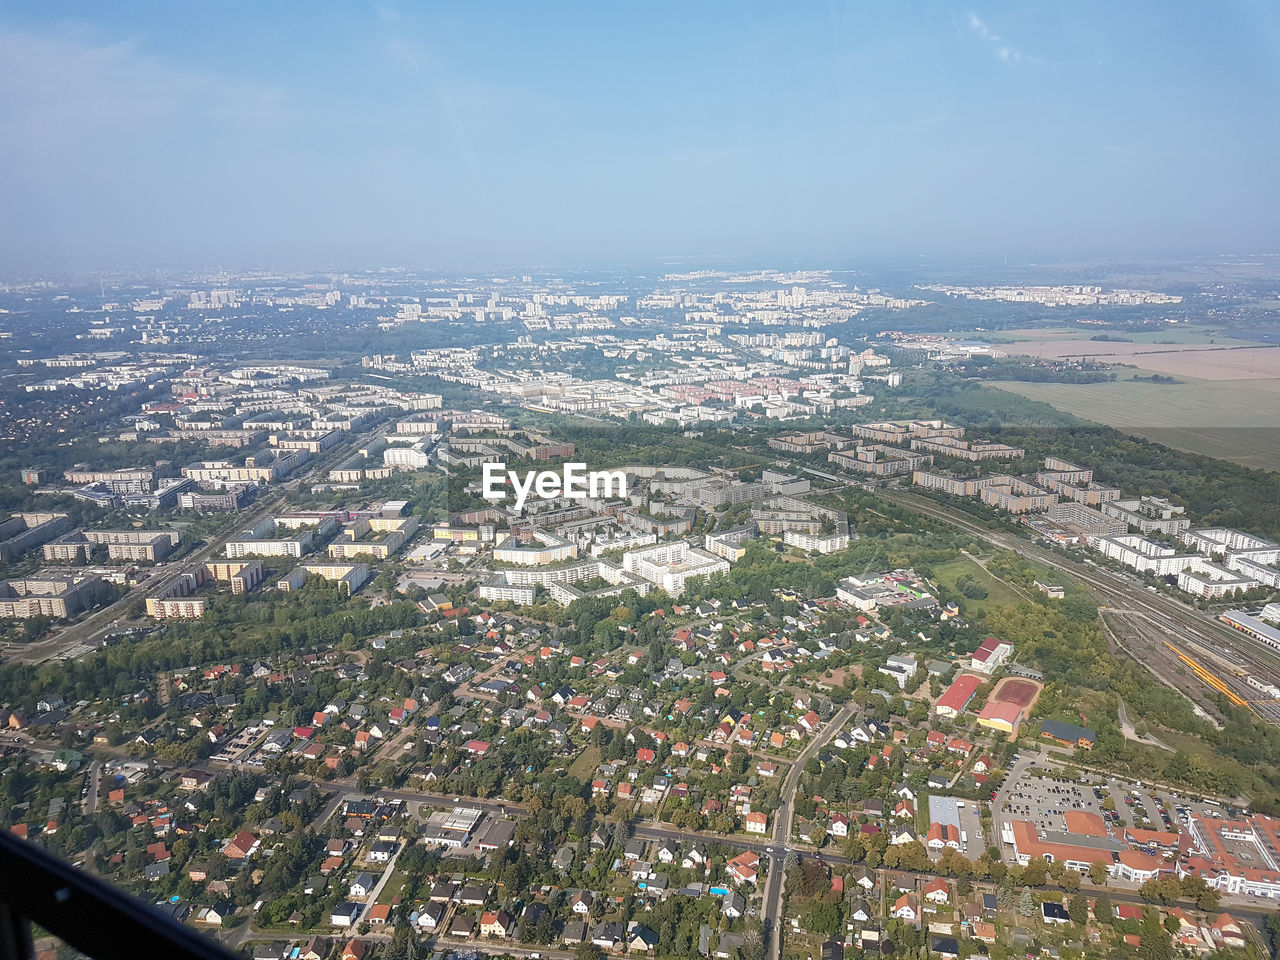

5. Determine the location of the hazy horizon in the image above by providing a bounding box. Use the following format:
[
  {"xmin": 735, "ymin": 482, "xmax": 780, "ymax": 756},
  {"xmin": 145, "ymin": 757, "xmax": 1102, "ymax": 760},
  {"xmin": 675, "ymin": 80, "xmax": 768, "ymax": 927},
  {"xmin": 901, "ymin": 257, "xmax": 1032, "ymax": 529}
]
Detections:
[{"xmin": 3, "ymin": 1, "xmax": 1279, "ymax": 271}]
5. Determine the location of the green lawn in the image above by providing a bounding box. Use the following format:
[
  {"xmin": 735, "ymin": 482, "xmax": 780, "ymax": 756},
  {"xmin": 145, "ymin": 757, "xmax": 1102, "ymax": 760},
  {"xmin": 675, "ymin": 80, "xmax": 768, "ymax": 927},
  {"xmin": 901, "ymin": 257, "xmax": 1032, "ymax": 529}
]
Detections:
[
  {"xmin": 931, "ymin": 556, "xmax": 1024, "ymax": 612},
  {"xmin": 568, "ymin": 745, "xmax": 602, "ymax": 780}
]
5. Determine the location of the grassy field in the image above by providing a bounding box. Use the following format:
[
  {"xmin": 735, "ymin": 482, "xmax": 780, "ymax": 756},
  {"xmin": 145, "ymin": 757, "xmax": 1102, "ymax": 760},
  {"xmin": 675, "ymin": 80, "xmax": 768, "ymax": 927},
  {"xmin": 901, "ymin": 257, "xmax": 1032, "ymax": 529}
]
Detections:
[
  {"xmin": 989, "ymin": 378, "xmax": 1280, "ymax": 471},
  {"xmin": 568, "ymin": 745, "xmax": 602, "ymax": 780},
  {"xmin": 931, "ymin": 556, "xmax": 1023, "ymax": 613}
]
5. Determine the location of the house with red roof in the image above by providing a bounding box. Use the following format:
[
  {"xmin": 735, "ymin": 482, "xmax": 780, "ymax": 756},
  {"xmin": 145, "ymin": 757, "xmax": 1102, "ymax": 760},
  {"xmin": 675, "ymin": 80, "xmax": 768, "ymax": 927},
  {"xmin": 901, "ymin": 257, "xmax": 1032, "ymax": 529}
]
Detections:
[{"xmin": 223, "ymin": 830, "xmax": 260, "ymax": 860}]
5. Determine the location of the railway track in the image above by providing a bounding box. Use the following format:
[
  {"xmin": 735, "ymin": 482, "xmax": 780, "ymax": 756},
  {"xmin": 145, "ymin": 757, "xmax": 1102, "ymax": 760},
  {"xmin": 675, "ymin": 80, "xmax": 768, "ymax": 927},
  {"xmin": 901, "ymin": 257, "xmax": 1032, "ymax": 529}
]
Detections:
[{"xmin": 880, "ymin": 486, "xmax": 1280, "ymax": 727}]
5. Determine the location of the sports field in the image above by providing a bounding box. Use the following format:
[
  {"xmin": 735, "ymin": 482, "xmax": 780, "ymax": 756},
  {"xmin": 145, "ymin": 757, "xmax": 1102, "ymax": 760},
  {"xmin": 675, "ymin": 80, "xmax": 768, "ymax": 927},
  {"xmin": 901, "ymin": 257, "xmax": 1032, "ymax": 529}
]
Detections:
[{"xmin": 991, "ymin": 676, "xmax": 1041, "ymax": 709}]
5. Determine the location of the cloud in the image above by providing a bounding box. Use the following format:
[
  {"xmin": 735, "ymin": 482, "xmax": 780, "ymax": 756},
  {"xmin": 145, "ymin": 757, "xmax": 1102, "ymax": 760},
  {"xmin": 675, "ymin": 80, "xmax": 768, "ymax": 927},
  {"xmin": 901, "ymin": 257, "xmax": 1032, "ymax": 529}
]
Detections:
[{"xmin": 967, "ymin": 11, "xmax": 1037, "ymax": 64}]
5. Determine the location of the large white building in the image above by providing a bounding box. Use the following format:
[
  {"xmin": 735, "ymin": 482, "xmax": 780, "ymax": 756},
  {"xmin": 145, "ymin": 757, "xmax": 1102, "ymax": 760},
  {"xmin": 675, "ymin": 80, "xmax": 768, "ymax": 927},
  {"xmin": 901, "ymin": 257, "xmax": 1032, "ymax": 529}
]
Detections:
[
  {"xmin": 1089, "ymin": 534, "xmax": 1202, "ymax": 577},
  {"xmin": 492, "ymin": 530, "xmax": 576, "ymax": 566},
  {"xmin": 622, "ymin": 541, "xmax": 729, "ymax": 595},
  {"xmin": 1177, "ymin": 563, "xmax": 1258, "ymax": 599},
  {"xmin": 1100, "ymin": 497, "xmax": 1189, "ymax": 536}
]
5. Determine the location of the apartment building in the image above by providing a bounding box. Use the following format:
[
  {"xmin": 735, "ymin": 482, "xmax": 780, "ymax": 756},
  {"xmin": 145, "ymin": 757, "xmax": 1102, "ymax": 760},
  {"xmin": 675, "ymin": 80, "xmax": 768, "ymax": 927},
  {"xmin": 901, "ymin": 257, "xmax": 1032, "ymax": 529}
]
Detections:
[
  {"xmin": 492, "ymin": 530, "xmax": 576, "ymax": 566},
  {"xmin": 0, "ymin": 574, "xmax": 104, "ymax": 619},
  {"xmin": 1089, "ymin": 535, "xmax": 1201, "ymax": 577},
  {"xmin": 276, "ymin": 563, "xmax": 370, "ymax": 596},
  {"xmin": 1100, "ymin": 497, "xmax": 1190, "ymax": 536},
  {"xmin": 63, "ymin": 467, "xmax": 154, "ymax": 494},
  {"xmin": 829, "ymin": 445, "xmax": 932, "ymax": 477},
  {"xmin": 978, "ymin": 477, "xmax": 1057, "ymax": 514},
  {"xmin": 622, "ymin": 542, "xmax": 729, "ymax": 595},
  {"xmin": 909, "ymin": 436, "xmax": 1025, "ymax": 460},
  {"xmin": 912, "ymin": 471, "xmax": 998, "ymax": 498},
  {"xmin": 0, "ymin": 513, "xmax": 71, "ymax": 561}
]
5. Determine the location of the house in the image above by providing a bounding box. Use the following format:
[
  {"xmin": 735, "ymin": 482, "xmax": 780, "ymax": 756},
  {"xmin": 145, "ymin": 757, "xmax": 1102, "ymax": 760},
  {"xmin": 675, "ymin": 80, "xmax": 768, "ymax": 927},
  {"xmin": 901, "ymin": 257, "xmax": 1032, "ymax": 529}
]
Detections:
[
  {"xmin": 627, "ymin": 922, "xmax": 659, "ymax": 953},
  {"xmin": 849, "ymin": 899, "xmax": 871, "ymax": 923},
  {"xmin": 891, "ymin": 893, "xmax": 917, "ymax": 921},
  {"xmin": 330, "ymin": 903, "xmax": 362, "ymax": 927},
  {"xmin": 299, "ymin": 937, "xmax": 330, "ymax": 960},
  {"xmin": 369, "ymin": 840, "xmax": 398, "ymax": 862},
  {"xmin": 592, "ymin": 922, "xmax": 625, "ymax": 949},
  {"xmin": 368, "ymin": 905, "xmax": 391, "ymax": 925},
  {"xmin": 480, "ymin": 910, "xmax": 514, "ymax": 938},
  {"xmin": 1212, "ymin": 913, "xmax": 1248, "ymax": 949},
  {"xmin": 417, "ymin": 902, "xmax": 446, "ymax": 930},
  {"xmin": 428, "ymin": 881, "xmax": 457, "ymax": 902},
  {"xmin": 721, "ymin": 891, "xmax": 746, "ymax": 919},
  {"xmin": 449, "ymin": 914, "xmax": 476, "ymax": 938},
  {"xmin": 144, "ymin": 862, "xmax": 170, "ymax": 882},
  {"xmin": 682, "ymin": 844, "xmax": 707, "ymax": 870},
  {"xmin": 571, "ymin": 890, "xmax": 595, "ymax": 915},
  {"xmin": 744, "ymin": 811, "xmax": 768, "ymax": 834},
  {"xmin": 820, "ymin": 940, "xmax": 843, "ymax": 960},
  {"xmin": 1042, "ymin": 901, "xmax": 1071, "ymax": 925},
  {"xmin": 458, "ymin": 884, "xmax": 489, "ymax": 907},
  {"xmin": 222, "ymin": 830, "xmax": 260, "ymax": 860},
  {"xmin": 971, "ymin": 921, "xmax": 997, "ymax": 944},
  {"xmin": 828, "ymin": 813, "xmax": 850, "ymax": 837},
  {"xmin": 563, "ymin": 921, "xmax": 588, "ymax": 945},
  {"xmin": 341, "ymin": 940, "xmax": 367, "ymax": 960},
  {"xmin": 929, "ymin": 935, "xmax": 959, "ymax": 959},
  {"xmin": 923, "ymin": 878, "xmax": 950, "ymax": 904},
  {"xmin": 888, "ymin": 825, "xmax": 916, "ymax": 845},
  {"xmin": 850, "ymin": 866, "xmax": 875, "ymax": 890},
  {"xmin": 726, "ymin": 851, "xmax": 760, "ymax": 885},
  {"xmin": 349, "ymin": 873, "xmax": 376, "ymax": 898}
]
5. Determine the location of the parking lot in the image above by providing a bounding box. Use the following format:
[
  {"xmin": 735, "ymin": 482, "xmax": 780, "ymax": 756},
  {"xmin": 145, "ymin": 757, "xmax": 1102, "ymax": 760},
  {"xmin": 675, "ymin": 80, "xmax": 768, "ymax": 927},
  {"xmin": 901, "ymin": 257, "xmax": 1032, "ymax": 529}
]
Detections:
[
  {"xmin": 996, "ymin": 750, "xmax": 1243, "ymax": 845},
  {"xmin": 1002, "ymin": 770, "xmax": 1108, "ymax": 834}
]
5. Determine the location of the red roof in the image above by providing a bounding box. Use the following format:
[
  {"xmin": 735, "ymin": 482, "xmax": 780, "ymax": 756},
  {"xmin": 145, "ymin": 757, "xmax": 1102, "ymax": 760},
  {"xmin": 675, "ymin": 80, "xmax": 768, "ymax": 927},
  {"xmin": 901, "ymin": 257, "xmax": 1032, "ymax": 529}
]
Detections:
[
  {"xmin": 977, "ymin": 699, "xmax": 1024, "ymax": 726},
  {"xmin": 935, "ymin": 674, "xmax": 981, "ymax": 713}
]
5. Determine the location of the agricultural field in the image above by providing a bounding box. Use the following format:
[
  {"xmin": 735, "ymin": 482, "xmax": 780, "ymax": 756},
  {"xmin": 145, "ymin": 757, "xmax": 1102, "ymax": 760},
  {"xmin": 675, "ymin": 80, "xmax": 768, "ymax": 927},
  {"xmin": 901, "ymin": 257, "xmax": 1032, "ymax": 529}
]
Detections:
[
  {"xmin": 989, "ymin": 375, "xmax": 1280, "ymax": 471},
  {"xmin": 1000, "ymin": 339, "xmax": 1280, "ymax": 380}
]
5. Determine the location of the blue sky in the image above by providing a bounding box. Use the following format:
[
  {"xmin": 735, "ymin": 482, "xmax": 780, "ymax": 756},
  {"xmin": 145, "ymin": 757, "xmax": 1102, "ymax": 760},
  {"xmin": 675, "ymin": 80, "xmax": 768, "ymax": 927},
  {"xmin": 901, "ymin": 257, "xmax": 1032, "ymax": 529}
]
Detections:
[{"xmin": 2, "ymin": 1, "xmax": 1278, "ymax": 271}]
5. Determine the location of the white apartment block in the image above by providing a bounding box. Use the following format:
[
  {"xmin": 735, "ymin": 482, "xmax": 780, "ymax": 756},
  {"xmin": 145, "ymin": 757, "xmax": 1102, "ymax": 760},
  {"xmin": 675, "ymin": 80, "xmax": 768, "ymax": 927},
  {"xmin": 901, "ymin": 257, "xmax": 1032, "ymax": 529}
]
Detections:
[
  {"xmin": 492, "ymin": 530, "xmax": 576, "ymax": 566},
  {"xmin": 1177, "ymin": 563, "xmax": 1258, "ymax": 599},
  {"xmin": 622, "ymin": 541, "xmax": 729, "ymax": 595},
  {"xmin": 1089, "ymin": 535, "xmax": 1203, "ymax": 577},
  {"xmin": 1100, "ymin": 497, "xmax": 1190, "ymax": 536}
]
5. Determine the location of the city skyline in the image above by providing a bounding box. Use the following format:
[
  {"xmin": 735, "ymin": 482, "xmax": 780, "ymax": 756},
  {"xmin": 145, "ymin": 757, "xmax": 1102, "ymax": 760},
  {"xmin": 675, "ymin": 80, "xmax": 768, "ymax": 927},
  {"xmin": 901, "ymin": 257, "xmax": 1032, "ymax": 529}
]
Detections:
[{"xmin": 2, "ymin": 1, "xmax": 1279, "ymax": 270}]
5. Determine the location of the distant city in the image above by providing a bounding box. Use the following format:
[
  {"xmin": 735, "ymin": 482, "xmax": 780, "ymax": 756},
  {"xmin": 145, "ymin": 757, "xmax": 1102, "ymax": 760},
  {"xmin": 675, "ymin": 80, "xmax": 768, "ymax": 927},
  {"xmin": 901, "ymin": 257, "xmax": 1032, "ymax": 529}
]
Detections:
[{"xmin": 2, "ymin": 259, "xmax": 1280, "ymax": 960}]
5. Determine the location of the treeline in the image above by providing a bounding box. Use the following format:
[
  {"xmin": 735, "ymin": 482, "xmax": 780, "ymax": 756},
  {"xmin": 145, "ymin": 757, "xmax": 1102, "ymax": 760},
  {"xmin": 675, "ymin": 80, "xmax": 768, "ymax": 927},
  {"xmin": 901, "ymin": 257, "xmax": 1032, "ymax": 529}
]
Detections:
[
  {"xmin": 951, "ymin": 357, "xmax": 1116, "ymax": 383},
  {"xmin": 0, "ymin": 593, "xmax": 421, "ymax": 710},
  {"xmin": 896, "ymin": 371, "xmax": 1280, "ymax": 541}
]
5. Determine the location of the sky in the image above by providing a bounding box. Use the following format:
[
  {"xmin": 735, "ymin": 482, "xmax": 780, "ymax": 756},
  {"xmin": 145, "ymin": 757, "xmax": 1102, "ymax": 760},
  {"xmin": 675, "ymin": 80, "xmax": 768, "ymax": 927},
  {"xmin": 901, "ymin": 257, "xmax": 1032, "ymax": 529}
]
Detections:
[{"xmin": 2, "ymin": 1, "xmax": 1279, "ymax": 272}]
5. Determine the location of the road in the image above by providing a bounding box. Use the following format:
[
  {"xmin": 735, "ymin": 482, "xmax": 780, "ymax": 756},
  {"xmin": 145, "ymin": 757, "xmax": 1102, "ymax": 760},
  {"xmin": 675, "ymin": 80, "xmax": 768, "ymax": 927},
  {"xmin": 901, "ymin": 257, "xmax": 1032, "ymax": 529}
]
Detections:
[
  {"xmin": 84, "ymin": 759, "xmax": 102, "ymax": 816},
  {"xmin": 10, "ymin": 421, "xmax": 394, "ymax": 666},
  {"xmin": 763, "ymin": 703, "xmax": 857, "ymax": 960}
]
